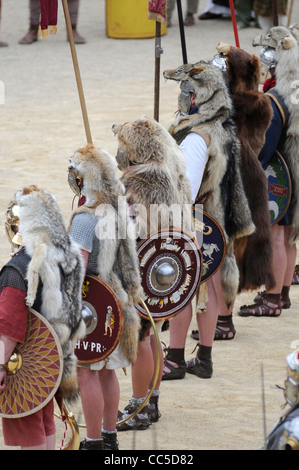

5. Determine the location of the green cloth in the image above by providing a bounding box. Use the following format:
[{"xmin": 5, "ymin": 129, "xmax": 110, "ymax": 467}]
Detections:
[{"xmin": 253, "ymin": 0, "xmax": 288, "ymax": 17}]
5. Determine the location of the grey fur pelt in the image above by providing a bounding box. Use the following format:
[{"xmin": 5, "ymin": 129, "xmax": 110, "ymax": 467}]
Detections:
[
  {"xmin": 14, "ymin": 185, "xmax": 86, "ymax": 402},
  {"xmin": 68, "ymin": 144, "xmax": 142, "ymax": 364},
  {"xmin": 164, "ymin": 62, "xmax": 255, "ymax": 304},
  {"xmin": 253, "ymin": 26, "xmax": 299, "ymax": 242}
]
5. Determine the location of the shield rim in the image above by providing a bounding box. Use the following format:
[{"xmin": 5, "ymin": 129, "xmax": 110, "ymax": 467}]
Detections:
[
  {"xmin": 136, "ymin": 227, "xmax": 202, "ymax": 320},
  {"xmin": 76, "ymin": 275, "xmax": 124, "ymax": 364},
  {"xmin": 0, "ymin": 308, "xmax": 63, "ymax": 419},
  {"xmin": 268, "ymin": 150, "xmax": 292, "ymax": 225},
  {"xmin": 193, "ymin": 208, "xmax": 226, "ymax": 284}
]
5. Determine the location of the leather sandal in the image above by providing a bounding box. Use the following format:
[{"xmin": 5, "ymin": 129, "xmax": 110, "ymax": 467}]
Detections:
[
  {"xmin": 186, "ymin": 356, "xmax": 213, "ymax": 379},
  {"xmin": 214, "ymin": 315, "xmax": 235, "ymax": 340},
  {"xmin": 162, "ymin": 358, "xmax": 186, "ymax": 380},
  {"xmin": 292, "ymin": 265, "xmax": 299, "ymax": 285},
  {"xmin": 238, "ymin": 297, "xmax": 281, "ymax": 317},
  {"xmin": 254, "ymin": 290, "xmax": 291, "ymax": 309}
]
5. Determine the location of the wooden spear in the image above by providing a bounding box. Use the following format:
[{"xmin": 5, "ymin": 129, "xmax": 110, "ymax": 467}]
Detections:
[
  {"xmin": 61, "ymin": 0, "xmax": 92, "ymax": 144},
  {"xmin": 288, "ymin": 0, "xmax": 294, "ymax": 26},
  {"xmin": 154, "ymin": 21, "xmax": 163, "ymax": 122}
]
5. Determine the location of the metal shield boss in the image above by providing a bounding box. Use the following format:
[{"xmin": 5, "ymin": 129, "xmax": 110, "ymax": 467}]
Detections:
[
  {"xmin": 75, "ymin": 275, "xmax": 124, "ymax": 364},
  {"xmin": 0, "ymin": 308, "xmax": 63, "ymax": 419},
  {"xmin": 193, "ymin": 208, "xmax": 226, "ymax": 283},
  {"xmin": 265, "ymin": 150, "xmax": 292, "ymax": 225},
  {"xmin": 136, "ymin": 228, "xmax": 202, "ymax": 320}
]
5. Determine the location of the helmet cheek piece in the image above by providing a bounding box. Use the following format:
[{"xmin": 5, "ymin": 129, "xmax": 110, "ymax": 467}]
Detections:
[
  {"xmin": 68, "ymin": 170, "xmax": 83, "ymax": 197},
  {"xmin": 5, "ymin": 202, "xmax": 24, "ymax": 247}
]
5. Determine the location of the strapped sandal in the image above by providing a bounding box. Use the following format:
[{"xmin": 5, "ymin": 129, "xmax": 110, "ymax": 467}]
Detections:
[
  {"xmin": 255, "ymin": 290, "xmax": 291, "ymax": 309},
  {"xmin": 186, "ymin": 356, "xmax": 213, "ymax": 379},
  {"xmin": 238, "ymin": 297, "xmax": 281, "ymax": 317},
  {"xmin": 214, "ymin": 314, "xmax": 236, "ymax": 340},
  {"xmin": 162, "ymin": 358, "xmax": 186, "ymax": 380},
  {"xmin": 292, "ymin": 265, "xmax": 299, "ymax": 285}
]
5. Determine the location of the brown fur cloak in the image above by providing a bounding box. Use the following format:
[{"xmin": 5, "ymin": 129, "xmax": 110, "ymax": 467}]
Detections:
[{"xmin": 223, "ymin": 45, "xmax": 275, "ymax": 292}]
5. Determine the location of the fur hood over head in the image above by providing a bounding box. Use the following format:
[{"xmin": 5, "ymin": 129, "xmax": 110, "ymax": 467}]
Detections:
[
  {"xmin": 15, "ymin": 185, "xmax": 86, "ymax": 402},
  {"xmin": 164, "ymin": 61, "xmax": 255, "ymax": 304},
  {"xmin": 216, "ymin": 43, "xmax": 275, "ymax": 293},
  {"xmin": 112, "ymin": 116, "xmax": 193, "ymax": 239},
  {"xmin": 68, "ymin": 145, "xmax": 142, "ymax": 364},
  {"xmin": 253, "ymin": 26, "xmax": 299, "ymax": 242}
]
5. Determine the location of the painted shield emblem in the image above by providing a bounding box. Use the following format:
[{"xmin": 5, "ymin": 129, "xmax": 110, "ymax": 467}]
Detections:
[
  {"xmin": 265, "ymin": 150, "xmax": 292, "ymax": 225},
  {"xmin": 194, "ymin": 208, "xmax": 226, "ymax": 283},
  {"xmin": 0, "ymin": 308, "xmax": 63, "ymax": 418},
  {"xmin": 75, "ymin": 275, "xmax": 124, "ymax": 364},
  {"xmin": 136, "ymin": 228, "xmax": 202, "ymax": 320}
]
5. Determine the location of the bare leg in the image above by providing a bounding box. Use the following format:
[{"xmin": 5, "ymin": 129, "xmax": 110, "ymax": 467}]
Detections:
[{"xmin": 77, "ymin": 367, "xmax": 103, "ymax": 439}]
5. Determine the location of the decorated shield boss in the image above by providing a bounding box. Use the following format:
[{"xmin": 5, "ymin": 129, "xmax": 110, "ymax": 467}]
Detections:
[
  {"xmin": 0, "ymin": 308, "xmax": 63, "ymax": 419},
  {"xmin": 136, "ymin": 228, "xmax": 202, "ymax": 320},
  {"xmin": 75, "ymin": 275, "xmax": 124, "ymax": 364},
  {"xmin": 265, "ymin": 150, "xmax": 292, "ymax": 225},
  {"xmin": 194, "ymin": 208, "xmax": 226, "ymax": 283}
]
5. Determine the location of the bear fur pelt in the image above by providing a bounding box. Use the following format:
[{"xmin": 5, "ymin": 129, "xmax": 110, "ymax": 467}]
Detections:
[
  {"xmin": 112, "ymin": 116, "xmax": 193, "ymax": 240},
  {"xmin": 217, "ymin": 43, "xmax": 275, "ymax": 292}
]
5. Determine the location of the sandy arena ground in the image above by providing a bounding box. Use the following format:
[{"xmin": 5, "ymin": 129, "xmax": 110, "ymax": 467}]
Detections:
[{"xmin": 0, "ymin": 0, "xmax": 299, "ymax": 451}]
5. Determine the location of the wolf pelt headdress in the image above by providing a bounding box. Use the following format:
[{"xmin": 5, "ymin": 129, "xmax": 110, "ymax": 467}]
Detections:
[
  {"xmin": 253, "ymin": 26, "xmax": 299, "ymax": 242},
  {"xmin": 14, "ymin": 185, "xmax": 86, "ymax": 401},
  {"xmin": 68, "ymin": 144, "xmax": 142, "ymax": 363},
  {"xmin": 112, "ymin": 116, "xmax": 193, "ymax": 239},
  {"xmin": 216, "ymin": 43, "xmax": 275, "ymax": 292},
  {"xmin": 164, "ymin": 62, "xmax": 255, "ymax": 304}
]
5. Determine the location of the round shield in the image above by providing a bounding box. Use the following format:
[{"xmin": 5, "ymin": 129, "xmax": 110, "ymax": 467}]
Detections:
[
  {"xmin": 75, "ymin": 275, "xmax": 124, "ymax": 364},
  {"xmin": 194, "ymin": 208, "xmax": 226, "ymax": 283},
  {"xmin": 0, "ymin": 308, "xmax": 63, "ymax": 419},
  {"xmin": 265, "ymin": 150, "xmax": 292, "ymax": 225},
  {"xmin": 136, "ymin": 228, "xmax": 202, "ymax": 320}
]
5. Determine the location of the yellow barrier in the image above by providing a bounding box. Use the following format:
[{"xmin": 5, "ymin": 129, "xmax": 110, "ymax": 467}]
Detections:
[{"xmin": 106, "ymin": 0, "xmax": 167, "ymax": 39}]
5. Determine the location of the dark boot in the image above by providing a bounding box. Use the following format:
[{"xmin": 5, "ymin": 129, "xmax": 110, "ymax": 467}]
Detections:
[
  {"xmin": 79, "ymin": 438, "xmax": 104, "ymax": 450},
  {"xmin": 117, "ymin": 397, "xmax": 151, "ymax": 431},
  {"xmin": 19, "ymin": 24, "xmax": 39, "ymax": 44},
  {"xmin": 186, "ymin": 344, "xmax": 213, "ymax": 378},
  {"xmin": 148, "ymin": 392, "xmax": 161, "ymax": 423},
  {"xmin": 102, "ymin": 431, "xmax": 119, "ymax": 450}
]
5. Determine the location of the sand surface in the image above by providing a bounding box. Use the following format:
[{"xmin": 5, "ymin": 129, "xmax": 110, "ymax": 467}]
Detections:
[{"xmin": 0, "ymin": 0, "xmax": 299, "ymax": 451}]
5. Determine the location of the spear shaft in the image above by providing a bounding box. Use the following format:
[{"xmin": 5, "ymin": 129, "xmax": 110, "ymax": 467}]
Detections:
[{"xmin": 62, "ymin": 0, "xmax": 92, "ymax": 144}]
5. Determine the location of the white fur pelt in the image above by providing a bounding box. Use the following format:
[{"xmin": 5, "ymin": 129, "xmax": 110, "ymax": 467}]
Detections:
[
  {"xmin": 253, "ymin": 26, "xmax": 299, "ymax": 242},
  {"xmin": 14, "ymin": 185, "xmax": 86, "ymax": 402},
  {"xmin": 68, "ymin": 144, "xmax": 142, "ymax": 364}
]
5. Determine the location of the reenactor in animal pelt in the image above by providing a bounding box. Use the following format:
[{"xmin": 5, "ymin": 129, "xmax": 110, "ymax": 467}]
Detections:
[
  {"xmin": 112, "ymin": 116, "xmax": 193, "ymax": 430},
  {"xmin": 0, "ymin": 185, "xmax": 85, "ymax": 450},
  {"xmin": 162, "ymin": 61, "xmax": 254, "ymax": 380},
  {"xmin": 238, "ymin": 26, "xmax": 299, "ymax": 317},
  {"xmin": 67, "ymin": 144, "xmax": 142, "ymax": 449},
  {"xmin": 210, "ymin": 43, "xmax": 275, "ymax": 337}
]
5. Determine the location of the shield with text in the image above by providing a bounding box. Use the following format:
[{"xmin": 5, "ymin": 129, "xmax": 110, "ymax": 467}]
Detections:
[{"xmin": 75, "ymin": 275, "xmax": 124, "ymax": 364}]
